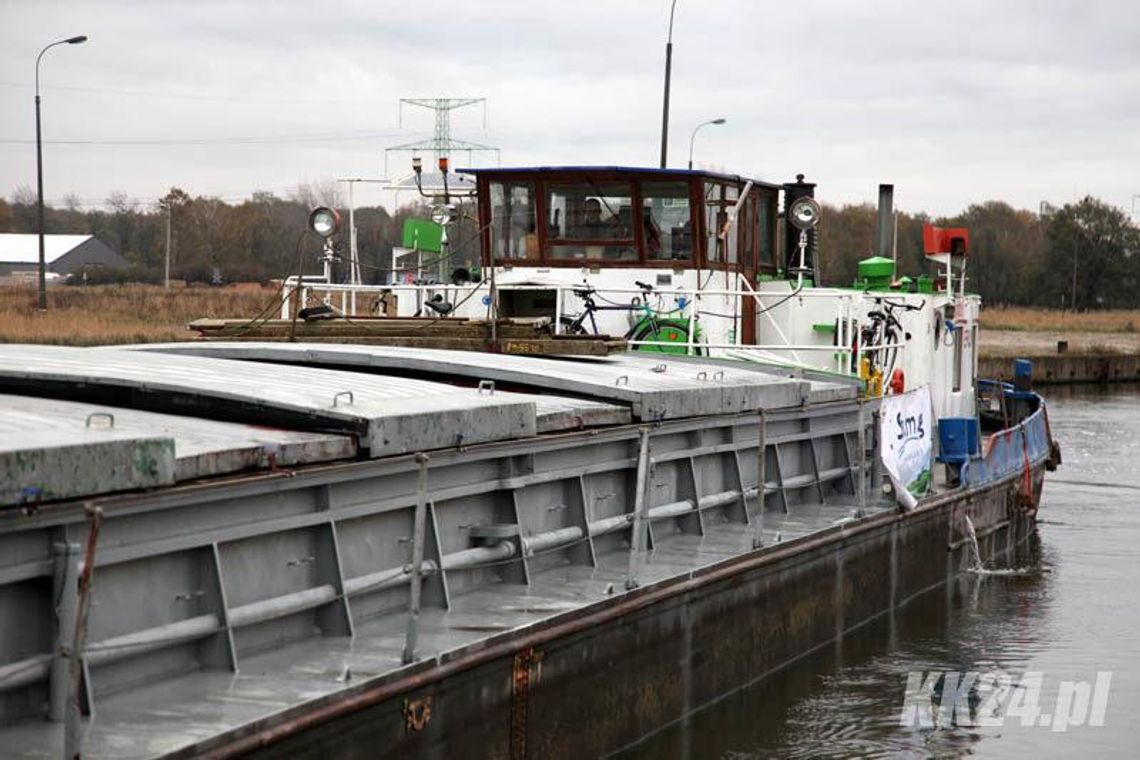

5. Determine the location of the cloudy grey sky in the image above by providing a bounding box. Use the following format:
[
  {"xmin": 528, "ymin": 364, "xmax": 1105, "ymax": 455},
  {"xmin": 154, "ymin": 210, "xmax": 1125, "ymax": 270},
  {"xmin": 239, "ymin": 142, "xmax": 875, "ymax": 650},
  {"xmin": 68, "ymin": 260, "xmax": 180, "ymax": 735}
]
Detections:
[{"xmin": 1, "ymin": 0, "xmax": 1138, "ymax": 217}]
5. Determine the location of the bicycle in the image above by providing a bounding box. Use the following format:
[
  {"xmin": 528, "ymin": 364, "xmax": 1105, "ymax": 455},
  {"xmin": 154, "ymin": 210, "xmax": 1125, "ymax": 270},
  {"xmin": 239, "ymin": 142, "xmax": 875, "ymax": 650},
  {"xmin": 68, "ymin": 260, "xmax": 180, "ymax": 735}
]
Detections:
[
  {"xmin": 559, "ymin": 281, "xmax": 703, "ymax": 355},
  {"xmin": 855, "ymin": 297, "xmax": 923, "ymax": 392}
]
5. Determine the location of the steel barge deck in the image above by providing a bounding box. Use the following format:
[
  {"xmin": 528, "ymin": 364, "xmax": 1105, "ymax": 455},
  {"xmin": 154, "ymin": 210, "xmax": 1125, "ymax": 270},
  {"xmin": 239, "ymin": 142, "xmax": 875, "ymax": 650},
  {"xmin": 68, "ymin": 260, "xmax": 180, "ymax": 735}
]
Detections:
[{"xmin": 0, "ymin": 344, "xmax": 1051, "ymax": 758}]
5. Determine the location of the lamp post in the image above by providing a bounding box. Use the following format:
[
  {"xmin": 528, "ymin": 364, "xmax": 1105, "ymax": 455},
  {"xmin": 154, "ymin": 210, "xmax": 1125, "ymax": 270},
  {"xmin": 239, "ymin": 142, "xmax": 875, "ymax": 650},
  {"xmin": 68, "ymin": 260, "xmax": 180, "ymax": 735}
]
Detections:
[
  {"xmin": 658, "ymin": 0, "xmax": 678, "ymax": 168},
  {"xmin": 687, "ymin": 118, "xmax": 725, "ymax": 170},
  {"xmin": 35, "ymin": 34, "xmax": 87, "ymax": 311}
]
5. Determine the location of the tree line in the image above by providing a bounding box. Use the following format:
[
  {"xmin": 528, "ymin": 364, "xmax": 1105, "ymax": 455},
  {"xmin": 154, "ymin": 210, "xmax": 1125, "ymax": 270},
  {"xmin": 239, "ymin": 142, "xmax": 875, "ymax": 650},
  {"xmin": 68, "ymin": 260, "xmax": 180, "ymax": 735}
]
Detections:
[
  {"xmin": 0, "ymin": 184, "xmax": 434, "ymax": 286},
  {"xmin": 817, "ymin": 196, "xmax": 1139, "ymax": 310},
  {"xmin": 1, "ymin": 187, "xmax": 1136, "ymax": 309}
]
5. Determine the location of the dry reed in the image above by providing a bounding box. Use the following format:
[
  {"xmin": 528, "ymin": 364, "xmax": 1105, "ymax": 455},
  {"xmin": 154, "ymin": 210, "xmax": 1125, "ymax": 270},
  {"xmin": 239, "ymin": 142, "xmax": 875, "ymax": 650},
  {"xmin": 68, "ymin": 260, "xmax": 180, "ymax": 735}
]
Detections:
[
  {"xmin": 980, "ymin": 306, "xmax": 1140, "ymax": 333},
  {"xmin": 0, "ymin": 283, "xmax": 277, "ymax": 346}
]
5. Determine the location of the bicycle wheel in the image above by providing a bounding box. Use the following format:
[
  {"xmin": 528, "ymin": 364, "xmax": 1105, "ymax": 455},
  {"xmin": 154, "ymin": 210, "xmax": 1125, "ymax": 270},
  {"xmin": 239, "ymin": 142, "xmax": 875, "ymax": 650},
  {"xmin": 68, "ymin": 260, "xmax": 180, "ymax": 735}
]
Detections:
[
  {"xmin": 882, "ymin": 329, "xmax": 899, "ymax": 376},
  {"xmin": 559, "ymin": 316, "xmax": 590, "ymax": 336},
  {"xmin": 630, "ymin": 319, "xmax": 703, "ymax": 355}
]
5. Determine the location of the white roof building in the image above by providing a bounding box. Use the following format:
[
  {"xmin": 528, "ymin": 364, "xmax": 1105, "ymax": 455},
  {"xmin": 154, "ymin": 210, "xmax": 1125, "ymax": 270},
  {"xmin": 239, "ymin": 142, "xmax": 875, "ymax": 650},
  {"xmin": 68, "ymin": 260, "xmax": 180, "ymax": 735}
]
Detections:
[{"xmin": 0, "ymin": 234, "xmax": 128, "ymax": 276}]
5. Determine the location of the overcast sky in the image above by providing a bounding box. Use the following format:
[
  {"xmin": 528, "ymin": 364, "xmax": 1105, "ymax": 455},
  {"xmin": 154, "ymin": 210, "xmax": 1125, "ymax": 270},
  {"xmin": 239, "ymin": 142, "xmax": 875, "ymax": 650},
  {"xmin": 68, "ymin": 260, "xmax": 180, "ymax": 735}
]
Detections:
[{"xmin": 1, "ymin": 0, "xmax": 1138, "ymax": 217}]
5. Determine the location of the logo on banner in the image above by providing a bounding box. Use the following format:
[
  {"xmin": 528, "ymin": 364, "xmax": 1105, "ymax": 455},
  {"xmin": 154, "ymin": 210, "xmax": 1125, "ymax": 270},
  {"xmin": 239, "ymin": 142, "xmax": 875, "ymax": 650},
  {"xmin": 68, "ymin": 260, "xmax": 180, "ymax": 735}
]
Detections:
[{"xmin": 880, "ymin": 386, "xmax": 933, "ymax": 509}]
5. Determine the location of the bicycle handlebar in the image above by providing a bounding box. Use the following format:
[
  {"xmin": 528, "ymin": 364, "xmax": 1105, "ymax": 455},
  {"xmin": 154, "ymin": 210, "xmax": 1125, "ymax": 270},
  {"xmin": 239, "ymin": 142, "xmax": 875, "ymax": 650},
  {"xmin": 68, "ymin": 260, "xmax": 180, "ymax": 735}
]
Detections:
[
  {"xmin": 877, "ymin": 297, "xmax": 925, "ymax": 312},
  {"xmin": 634, "ymin": 280, "xmax": 654, "ymax": 292}
]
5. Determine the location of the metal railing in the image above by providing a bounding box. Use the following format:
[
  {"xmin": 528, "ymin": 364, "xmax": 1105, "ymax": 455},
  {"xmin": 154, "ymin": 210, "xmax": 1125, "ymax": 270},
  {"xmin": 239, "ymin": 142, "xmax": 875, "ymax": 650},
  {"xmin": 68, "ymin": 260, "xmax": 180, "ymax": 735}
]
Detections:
[{"xmin": 278, "ymin": 276, "xmax": 905, "ymax": 377}]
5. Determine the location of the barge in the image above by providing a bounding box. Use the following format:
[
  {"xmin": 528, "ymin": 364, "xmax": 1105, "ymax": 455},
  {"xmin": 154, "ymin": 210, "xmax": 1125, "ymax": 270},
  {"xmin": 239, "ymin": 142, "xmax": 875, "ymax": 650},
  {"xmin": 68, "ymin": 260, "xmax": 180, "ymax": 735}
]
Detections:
[{"xmin": 0, "ymin": 166, "xmax": 1058, "ymax": 758}]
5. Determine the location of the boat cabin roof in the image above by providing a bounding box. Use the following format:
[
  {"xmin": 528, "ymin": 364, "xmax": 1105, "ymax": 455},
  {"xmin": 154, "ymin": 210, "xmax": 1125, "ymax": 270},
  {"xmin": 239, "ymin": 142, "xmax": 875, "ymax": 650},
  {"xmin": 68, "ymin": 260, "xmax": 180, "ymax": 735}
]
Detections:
[{"xmin": 458, "ymin": 165, "xmax": 781, "ymax": 191}]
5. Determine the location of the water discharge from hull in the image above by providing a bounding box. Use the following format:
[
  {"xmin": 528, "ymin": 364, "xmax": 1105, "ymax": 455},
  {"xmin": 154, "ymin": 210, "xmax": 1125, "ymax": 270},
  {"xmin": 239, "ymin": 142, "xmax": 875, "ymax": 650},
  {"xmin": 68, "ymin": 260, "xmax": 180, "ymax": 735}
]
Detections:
[
  {"xmin": 963, "ymin": 514, "xmax": 984, "ymax": 571},
  {"xmin": 964, "ymin": 513, "xmax": 1036, "ymax": 577}
]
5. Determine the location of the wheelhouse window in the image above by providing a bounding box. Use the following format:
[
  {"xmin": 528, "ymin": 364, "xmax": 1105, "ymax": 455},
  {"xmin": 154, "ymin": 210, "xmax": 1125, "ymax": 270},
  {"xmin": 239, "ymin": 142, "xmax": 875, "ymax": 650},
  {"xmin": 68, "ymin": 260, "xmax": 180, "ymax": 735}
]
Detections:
[
  {"xmin": 704, "ymin": 182, "xmax": 729, "ymax": 264},
  {"xmin": 478, "ymin": 170, "xmax": 775, "ymax": 268},
  {"xmin": 641, "ymin": 181, "xmax": 693, "ymax": 262},
  {"xmin": 546, "ymin": 181, "xmax": 637, "ymax": 261},
  {"xmin": 723, "ymin": 185, "xmax": 739, "ymax": 265},
  {"xmin": 489, "ymin": 181, "xmax": 538, "ymax": 260},
  {"xmin": 741, "ymin": 194, "xmax": 756, "ymax": 271}
]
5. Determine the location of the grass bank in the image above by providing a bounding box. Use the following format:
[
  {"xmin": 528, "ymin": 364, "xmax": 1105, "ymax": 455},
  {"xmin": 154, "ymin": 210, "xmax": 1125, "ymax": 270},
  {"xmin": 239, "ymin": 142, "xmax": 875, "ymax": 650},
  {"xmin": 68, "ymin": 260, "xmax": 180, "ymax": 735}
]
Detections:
[
  {"xmin": 0, "ymin": 283, "xmax": 277, "ymax": 346},
  {"xmin": 979, "ymin": 306, "xmax": 1140, "ymax": 333}
]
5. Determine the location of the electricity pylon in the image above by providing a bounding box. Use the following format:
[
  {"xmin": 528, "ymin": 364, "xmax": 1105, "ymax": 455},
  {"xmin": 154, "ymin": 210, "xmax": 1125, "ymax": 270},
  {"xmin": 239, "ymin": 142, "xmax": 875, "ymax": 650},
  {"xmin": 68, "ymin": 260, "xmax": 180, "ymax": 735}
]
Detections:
[{"xmin": 385, "ymin": 98, "xmax": 499, "ymax": 173}]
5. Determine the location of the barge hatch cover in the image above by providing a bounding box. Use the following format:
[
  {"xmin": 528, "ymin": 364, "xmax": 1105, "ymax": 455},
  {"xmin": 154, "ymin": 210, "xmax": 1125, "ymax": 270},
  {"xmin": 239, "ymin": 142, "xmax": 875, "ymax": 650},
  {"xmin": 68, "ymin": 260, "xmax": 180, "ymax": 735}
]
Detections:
[
  {"xmin": 0, "ymin": 427, "xmax": 176, "ymax": 505},
  {"xmin": 0, "ymin": 345, "xmax": 538, "ymax": 457},
  {"xmin": 0, "ymin": 394, "xmax": 357, "ymax": 483},
  {"xmin": 126, "ymin": 342, "xmax": 812, "ymax": 420}
]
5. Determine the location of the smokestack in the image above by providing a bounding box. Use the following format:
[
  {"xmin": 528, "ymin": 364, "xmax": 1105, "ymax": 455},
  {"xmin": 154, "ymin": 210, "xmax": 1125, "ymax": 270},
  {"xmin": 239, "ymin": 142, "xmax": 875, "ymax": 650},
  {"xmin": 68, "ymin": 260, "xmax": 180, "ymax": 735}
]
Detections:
[{"xmin": 875, "ymin": 184, "xmax": 894, "ymax": 261}]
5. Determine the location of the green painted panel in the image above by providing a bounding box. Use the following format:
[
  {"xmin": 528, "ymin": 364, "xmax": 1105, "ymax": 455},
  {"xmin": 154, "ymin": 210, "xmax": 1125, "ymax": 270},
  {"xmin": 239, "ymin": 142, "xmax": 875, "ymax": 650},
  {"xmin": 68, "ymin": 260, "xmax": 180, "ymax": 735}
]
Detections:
[{"xmin": 402, "ymin": 219, "xmax": 443, "ymax": 253}]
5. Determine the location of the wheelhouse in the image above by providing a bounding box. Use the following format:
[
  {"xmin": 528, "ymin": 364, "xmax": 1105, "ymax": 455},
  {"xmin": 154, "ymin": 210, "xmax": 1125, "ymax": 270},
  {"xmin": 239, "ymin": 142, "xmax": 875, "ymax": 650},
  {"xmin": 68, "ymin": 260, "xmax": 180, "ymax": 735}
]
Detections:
[
  {"xmin": 462, "ymin": 167, "xmax": 782, "ymax": 276},
  {"xmin": 285, "ymin": 163, "xmax": 981, "ymax": 421}
]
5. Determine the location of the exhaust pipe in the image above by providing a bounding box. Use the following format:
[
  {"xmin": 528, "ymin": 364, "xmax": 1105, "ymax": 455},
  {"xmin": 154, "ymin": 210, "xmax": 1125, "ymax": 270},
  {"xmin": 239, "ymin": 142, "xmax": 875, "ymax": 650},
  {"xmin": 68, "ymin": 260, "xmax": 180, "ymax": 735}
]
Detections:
[{"xmin": 875, "ymin": 183, "xmax": 894, "ymax": 262}]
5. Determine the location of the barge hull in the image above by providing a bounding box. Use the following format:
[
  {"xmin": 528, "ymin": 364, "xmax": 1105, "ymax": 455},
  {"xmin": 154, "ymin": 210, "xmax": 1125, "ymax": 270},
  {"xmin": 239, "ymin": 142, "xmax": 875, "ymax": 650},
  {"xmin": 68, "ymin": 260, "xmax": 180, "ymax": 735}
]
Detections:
[
  {"xmin": 185, "ymin": 463, "xmax": 1045, "ymax": 760},
  {"xmin": 0, "ymin": 345, "xmax": 1054, "ymax": 758}
]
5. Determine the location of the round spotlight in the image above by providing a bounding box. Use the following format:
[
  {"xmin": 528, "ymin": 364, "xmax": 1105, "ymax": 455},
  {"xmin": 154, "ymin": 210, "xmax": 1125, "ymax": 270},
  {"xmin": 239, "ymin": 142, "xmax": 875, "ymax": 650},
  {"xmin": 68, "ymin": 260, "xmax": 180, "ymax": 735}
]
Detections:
[
  {"xmin": 308, "ymin": 207, "xmax": 340, "ymax": 238},
  {"xmin": 788, "ymin": 197, "xmax": 821, "ymax": 231},
  {"xmin": 430, "ymin": 204, "xmax": 457, "ymax": 226}
]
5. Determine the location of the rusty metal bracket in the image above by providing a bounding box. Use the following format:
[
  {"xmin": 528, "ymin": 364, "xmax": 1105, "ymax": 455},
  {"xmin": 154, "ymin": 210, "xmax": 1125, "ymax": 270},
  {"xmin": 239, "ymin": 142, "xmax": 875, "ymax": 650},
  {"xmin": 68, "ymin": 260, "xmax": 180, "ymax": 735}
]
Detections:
[
  {"xmin": 510, "ymin": 647, "xmax": 544, "ymax": 760},
  {"xmin": 403, "ymin": 695, "xmax": 432, "ymax": 733},
  {"xmin": 66, "ymin": 505, "xmax": 103, "ymax": 759}
]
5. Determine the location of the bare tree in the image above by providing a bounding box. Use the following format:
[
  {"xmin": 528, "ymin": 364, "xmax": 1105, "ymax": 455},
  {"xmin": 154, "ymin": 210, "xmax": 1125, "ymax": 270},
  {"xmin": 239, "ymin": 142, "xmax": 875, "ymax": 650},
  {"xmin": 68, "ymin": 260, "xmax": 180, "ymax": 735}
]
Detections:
[
  {"xmin": 10, "ymin": 185, "xmax": 38, "ymax": 231},
  {"xmin": 106, "ymin": 191, "xmax": 131, "ymax": 214},
  {"xmin": 11, "ymin": 185, "xmax": 36, "ymax": 206},
  {"xmin": 106, "ymin": 191, "xmax": 134, "ymax": 256},
  {"xmin": 292, "ymin": 180, "xmax": 342, "ymax": 209}
]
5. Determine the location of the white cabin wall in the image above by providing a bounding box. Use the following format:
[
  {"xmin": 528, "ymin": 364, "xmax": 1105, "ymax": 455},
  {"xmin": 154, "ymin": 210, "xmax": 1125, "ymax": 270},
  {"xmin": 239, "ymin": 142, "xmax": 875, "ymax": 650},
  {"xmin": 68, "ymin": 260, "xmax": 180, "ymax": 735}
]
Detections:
[
  {"xmin": 381, "ymin": 267, "xmax": 980, "ymax": 429},
  {"xmin": 443, "ymin": 266, "xmax": 733, "ymax": 343},
  {"xmin": 927, "ymin": 294, "xmax": 980, "ymax": 420},
  {"xmin": 754, "ymin": 280, "xmax": 855, "ymax": 371}
]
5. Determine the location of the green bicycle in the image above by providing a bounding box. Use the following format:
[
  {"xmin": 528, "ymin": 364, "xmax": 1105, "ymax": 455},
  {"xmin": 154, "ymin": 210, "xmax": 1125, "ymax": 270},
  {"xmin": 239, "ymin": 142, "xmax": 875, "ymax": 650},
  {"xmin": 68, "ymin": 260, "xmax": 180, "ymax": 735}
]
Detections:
[{"xmin": 559, "ymin": 281, "xmax": 703, "ymax": 355}]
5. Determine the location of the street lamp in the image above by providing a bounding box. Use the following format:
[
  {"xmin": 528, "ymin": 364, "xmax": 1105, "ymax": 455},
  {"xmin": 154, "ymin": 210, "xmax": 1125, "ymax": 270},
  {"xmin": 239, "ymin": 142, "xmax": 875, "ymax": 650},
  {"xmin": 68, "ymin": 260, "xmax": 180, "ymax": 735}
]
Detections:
[
  {"xmin": 687, "ymin": 118, "xmax": 726, "ymax": 170},
  {"xmin": 35, "ymin": 34, "xmax": 87, "ymax": 311},
  {"xmin": 658, "ymin": 0, "xmax": 678, "ymax": 168}
]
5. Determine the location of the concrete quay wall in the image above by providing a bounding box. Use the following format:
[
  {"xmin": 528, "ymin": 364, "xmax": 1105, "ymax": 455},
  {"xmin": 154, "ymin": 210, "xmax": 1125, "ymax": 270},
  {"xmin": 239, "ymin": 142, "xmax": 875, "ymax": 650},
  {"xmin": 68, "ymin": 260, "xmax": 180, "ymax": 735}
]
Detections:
[{"xmin": 980, "ymin": 353, "xmax": 1140, "ymax": 385}]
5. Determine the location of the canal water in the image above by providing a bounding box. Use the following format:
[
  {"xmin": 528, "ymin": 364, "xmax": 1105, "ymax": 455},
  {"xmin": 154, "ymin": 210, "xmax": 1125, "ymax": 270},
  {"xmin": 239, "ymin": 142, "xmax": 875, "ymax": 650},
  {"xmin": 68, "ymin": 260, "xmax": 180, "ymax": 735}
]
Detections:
[{"xmin": 621, "ymin": 384, "xmax": 1139, "ymax": 758}]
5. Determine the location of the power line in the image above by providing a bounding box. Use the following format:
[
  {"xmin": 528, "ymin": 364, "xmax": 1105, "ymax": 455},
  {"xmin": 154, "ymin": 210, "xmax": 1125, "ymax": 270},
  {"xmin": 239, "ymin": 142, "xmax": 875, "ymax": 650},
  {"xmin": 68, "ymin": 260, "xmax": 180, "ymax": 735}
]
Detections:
[
  {"xmin": 36, "ymin": 191, "xmax": 307, "ymax": 209},
  {"xmin": 0, "ymin": 79, "xmax": 368, "ymax": 106},
  {"xmin": 25, "ymin": 181, "xmax": 395, "ymax": 210},
  {"xmin": 0, "ymin": 128, "xmax": 417, "ymax": 147}
]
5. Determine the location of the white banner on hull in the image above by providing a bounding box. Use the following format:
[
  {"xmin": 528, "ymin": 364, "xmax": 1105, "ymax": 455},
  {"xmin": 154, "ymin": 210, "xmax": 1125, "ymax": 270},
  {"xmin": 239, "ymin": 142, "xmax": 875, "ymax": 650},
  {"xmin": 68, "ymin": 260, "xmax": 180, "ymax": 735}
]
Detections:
[{"xmin": 880, "ymin": 385, "xmax": 934, "ymax": 510}]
